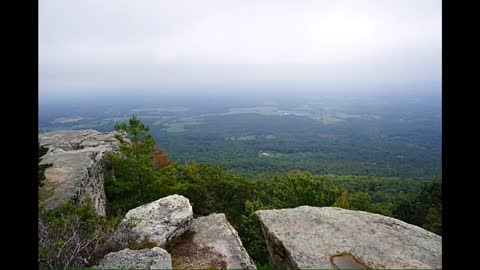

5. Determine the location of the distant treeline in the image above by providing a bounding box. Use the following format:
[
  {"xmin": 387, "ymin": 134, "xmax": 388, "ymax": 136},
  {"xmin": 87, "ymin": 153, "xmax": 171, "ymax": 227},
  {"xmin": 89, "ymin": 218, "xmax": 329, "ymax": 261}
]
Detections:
[{"xmin": 148, "ymin": 113, "xmax": 441, "ymax": 180}]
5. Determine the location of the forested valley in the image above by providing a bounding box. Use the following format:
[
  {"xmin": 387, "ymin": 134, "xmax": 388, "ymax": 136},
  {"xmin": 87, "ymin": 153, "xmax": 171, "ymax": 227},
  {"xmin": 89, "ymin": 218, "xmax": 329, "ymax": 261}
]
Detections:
[{"xmin": 39, "ymin": 116, "xmax": 441, "ymax": 267}]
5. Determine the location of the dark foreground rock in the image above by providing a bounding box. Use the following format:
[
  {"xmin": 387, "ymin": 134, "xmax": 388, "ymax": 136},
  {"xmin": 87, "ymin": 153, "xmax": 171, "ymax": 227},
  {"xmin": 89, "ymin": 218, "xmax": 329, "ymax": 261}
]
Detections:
[{"xmin": 256, "ymin": 206, "xmax": 442, "ymax": 269}]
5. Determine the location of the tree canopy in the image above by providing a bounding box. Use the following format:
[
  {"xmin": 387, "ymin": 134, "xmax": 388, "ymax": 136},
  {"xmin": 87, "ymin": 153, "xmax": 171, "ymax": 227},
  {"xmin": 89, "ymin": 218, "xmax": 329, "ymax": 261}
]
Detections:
[{"xmin": 102, "ymin": 116, "xmax": 442, "ymax": 264}]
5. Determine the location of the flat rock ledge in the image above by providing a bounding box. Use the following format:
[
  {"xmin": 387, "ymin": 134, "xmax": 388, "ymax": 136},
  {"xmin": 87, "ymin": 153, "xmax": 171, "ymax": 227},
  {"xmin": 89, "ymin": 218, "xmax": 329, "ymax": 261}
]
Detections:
[
  {"xmin": 123, "ymin": 194, "xmax": 194, "ymax": 248},
  {"xmin": 256, "ymin": 206, "xmax": 442, "ymax": 269},
  {"xmin": 39, "ymin": 129, "xmax": 120, "ymax": 216},
  {"xmin": 94, "ymin": 247, "xmax": 172, "ymax": 269}
]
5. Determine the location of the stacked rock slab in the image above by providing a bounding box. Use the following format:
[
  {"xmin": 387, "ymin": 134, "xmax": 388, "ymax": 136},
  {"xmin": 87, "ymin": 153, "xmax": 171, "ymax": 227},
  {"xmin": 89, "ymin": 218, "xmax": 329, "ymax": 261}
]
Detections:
[
  {"xmin": 169, "ymin": 213, "xmax": 256, "ymax": 269},
  {"xmin": 123, "ymin": 195, "xmax": 194, "ymax": 248},
  {"xmin": 39, "ymin": 130, "xmax": 120, "ymax": 216},
  {"xmin": 94, "ymin": 247, "xmax": 172, "ymax": 269},
  {"xmin": 256, "ymin": 206, "xmax": 442, "ymax": 269},
  {"xmin": 105, "ymin": 196, "xmax": 255, "ymax": 269}
]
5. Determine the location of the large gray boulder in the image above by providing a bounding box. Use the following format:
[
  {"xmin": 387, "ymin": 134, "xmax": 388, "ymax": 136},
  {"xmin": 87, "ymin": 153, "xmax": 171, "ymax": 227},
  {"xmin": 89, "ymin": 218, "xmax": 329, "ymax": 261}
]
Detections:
[
  {"xmin": 256, "ymin": 206, "xmax": 442, "ymax": 269},
  {"xmin": 169, "ymin": 213, "xmax": 256, "ymax": 269},
  {"xmin": 39, "ymin": 129, "xmax": 120, "ymax": 216},
  {"xmin": 123, "ymin": 195, "xmax": 194, "ymax": 248},
  {"xmin": 94, "ymin": 247, "xmax": 172, "ymax": 269}
]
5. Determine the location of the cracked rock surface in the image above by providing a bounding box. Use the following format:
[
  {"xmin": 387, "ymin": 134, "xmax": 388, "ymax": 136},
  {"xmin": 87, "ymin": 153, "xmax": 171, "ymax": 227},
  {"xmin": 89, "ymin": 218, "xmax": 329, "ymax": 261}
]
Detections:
[
  {"xmin": 169, "ymin": 213, "xmax": 256, "ymax": 269},
  {"xmin": 256, "ymin": 206, "xmax": 442, "ymax": 269},
  {"xmin": 39, "ymin": 129, "xmax": 120, "ymax": 216},
  {"xmin": 123, "ymin": 195, "xmax": 194, "ymax": 248},
  {"xmin": 94, "ymin": 247, "xmax": 172, "ymax": 269}
]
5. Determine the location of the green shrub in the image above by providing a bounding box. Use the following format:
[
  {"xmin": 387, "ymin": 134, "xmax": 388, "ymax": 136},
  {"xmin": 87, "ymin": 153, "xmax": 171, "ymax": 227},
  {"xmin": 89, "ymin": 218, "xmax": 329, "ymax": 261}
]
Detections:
[{"xmin": 38, "ymin": 143, "xmax": 52, "ymax": 187}]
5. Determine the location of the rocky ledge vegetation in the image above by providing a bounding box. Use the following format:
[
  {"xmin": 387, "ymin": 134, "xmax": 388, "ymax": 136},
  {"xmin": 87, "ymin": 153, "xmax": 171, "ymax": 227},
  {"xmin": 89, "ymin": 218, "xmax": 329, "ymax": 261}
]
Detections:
[{"xmin": 38, "ymin": 119, "xmax": 442, "ymax": 269}]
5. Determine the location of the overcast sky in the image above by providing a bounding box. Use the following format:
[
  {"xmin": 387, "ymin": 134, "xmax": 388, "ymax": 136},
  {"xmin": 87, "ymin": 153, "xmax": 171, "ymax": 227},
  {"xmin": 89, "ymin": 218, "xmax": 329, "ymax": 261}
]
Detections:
[{"xmin": 39, "ymin": 0, "xmax": 441, "ymax": 98}]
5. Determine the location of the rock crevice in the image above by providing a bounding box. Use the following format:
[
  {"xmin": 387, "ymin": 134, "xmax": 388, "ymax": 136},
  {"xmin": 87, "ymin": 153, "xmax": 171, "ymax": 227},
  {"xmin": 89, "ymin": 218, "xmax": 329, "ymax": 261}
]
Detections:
[
  {"xmin": 118, "ymin": 196, "xmax": 255, "ymax": 269},
  {"xmin": 170, "ymin": 213, "xmax": 256, "ymax": 269}
]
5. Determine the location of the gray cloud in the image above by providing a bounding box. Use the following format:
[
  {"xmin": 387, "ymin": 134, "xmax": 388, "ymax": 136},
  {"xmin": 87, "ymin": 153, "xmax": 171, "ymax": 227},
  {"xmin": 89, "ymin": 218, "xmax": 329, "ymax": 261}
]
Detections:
[{"xmin": 39, "ymin": 0, "xmax": 441, "ymax": 97}]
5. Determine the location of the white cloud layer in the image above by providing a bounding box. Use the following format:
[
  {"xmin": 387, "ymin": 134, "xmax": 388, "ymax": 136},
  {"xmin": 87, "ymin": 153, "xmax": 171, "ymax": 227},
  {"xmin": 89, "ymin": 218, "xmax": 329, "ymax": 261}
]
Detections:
[{"xmin": 39, "ymin": 0, "xmax": 441, "ymax": 96}]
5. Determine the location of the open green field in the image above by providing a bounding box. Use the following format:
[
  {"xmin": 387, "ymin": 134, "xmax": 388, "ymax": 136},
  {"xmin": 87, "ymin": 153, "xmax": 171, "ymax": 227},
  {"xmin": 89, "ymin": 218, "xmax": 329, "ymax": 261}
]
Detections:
[{"xmin": 164, "ymin": 117, "xmax": 204, "ymax": 133}]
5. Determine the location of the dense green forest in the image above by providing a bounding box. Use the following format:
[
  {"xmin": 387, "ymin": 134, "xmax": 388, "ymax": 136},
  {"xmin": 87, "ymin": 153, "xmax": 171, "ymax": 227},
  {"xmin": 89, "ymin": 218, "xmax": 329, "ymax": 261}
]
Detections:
[
  {"xmin": 39, "ymin": 96, "xmax": 441, "ymax": 181},
  {"xmin": 39, "ymin": 116, "xmax": 441, "ymax": 268},
  {"xmin": 103, "ymin": 117, "xmax": 442, "ymax": 265},
  {"xmin": 150, "ymin": 113, "xmax": 441, "ymax": 180}
]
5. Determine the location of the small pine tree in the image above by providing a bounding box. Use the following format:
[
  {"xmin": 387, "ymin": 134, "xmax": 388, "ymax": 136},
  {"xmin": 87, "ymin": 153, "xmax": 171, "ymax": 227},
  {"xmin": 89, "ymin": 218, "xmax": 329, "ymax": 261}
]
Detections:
[
  {"xmin": 105, "ymin": 116, "xmax": 161, "ymax": 212},
  {"xmin": 105, "ymin": 116, "xmax": 184, "ymax": 214}
]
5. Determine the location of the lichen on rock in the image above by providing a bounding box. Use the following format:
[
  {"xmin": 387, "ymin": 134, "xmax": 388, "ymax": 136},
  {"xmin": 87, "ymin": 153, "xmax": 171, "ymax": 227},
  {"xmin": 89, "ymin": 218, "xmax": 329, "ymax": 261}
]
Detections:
[
  {"xmin": 256, "ymin": 206, "xmax": 442, "ymax": 269},
  {"xmin": 38, "ymin": 129, "xmax": 120, "ymax": 216},
  {"xmin": 94, "ymin": 247, "xmax": 172, "ymax": 269},
  {"xmin": 122, "ymin": 194, "xmax": 194, "ymax": 248}
]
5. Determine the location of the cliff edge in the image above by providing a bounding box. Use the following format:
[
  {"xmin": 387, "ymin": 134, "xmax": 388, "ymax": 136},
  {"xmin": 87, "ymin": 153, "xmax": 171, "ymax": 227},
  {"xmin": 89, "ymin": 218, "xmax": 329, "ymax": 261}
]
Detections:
[{"xmin": 38, "ymin": 129, "xmax": 119, "ymax": 216}]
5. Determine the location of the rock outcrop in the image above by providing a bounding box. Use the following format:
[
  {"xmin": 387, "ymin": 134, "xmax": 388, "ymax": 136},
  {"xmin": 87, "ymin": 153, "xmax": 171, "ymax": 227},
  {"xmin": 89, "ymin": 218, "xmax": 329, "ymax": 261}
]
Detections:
[
  {"xmin": 94, "ymin": 247, "xmax": 172, "ymax": 269},
  {"xmin": 123, "ymin": 195, "xmax": 194, "ymax": 248},
  {"xmin": 39, "ymin": 128, "xmax": 442, "ymax": 270},
  {"xmin": 256, "ymin": 206, "xmax": 442, "ymax": 269},
  {"xmin": 39, "ymin": 130, "xmax": 120, "ymax": 216},
  {"xmin": 169, "ymin": 213, "xmax": 256, "ymax": 269}
]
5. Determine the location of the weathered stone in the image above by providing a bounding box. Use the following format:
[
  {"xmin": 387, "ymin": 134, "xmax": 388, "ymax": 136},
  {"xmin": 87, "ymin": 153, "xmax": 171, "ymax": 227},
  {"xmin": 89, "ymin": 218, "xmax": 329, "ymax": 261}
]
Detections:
[
  {"xmin": 39, "ymin": 129, "xmax": 120, "ymax": 216},
  {"xmin": 94, "ymin": 247, "xmax": 172, "ymax": 269},
  {"xmin": 123, "ymin": 195, "xmax": 193, "ymax": 248},
  {"xmin": 169, "ymin": 213, "xmax": 256, "ymax": 269},
  {"xmin": 256, "ymin": 206, "xmax": 442, "ymax": 269}
]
